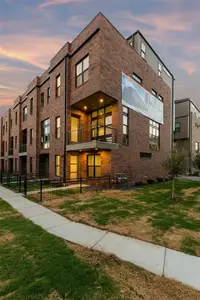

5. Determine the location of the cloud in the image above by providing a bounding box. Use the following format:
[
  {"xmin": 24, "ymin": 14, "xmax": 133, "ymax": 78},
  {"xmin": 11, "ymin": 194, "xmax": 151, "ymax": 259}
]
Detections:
[
  {"xmin": 0, "ymin": 84, "xmax": 21, "ymax": 94},
  {"xmin": 38, "ymin": 0, "xmax": 91, "ymax": 8},
  {"xmin": 0, "ymin": 65, "xmax": 38, "ymax": 73},
  {"xmin": 66, "ymin": 15, "xmax": 89, "ymax": 28},
  {"xmin": 179, "ymin": 61, "xmax": 197, "ymax": 75}
]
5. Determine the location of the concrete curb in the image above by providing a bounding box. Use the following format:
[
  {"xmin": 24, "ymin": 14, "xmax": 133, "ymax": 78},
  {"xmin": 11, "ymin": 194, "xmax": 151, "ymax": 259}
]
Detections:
[{"xmin": 0, "ymin": 185, "xmax": 199, "ymax": 292}]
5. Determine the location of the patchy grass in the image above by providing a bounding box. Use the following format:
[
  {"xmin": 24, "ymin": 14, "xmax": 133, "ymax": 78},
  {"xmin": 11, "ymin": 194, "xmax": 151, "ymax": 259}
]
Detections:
[
  {"xmin": 27, "ymin": 179, "xmax": 200, "ymax": 256},
  {"xmin": 1, "ymin": 199, "xmax": 200, "ymax": 300}
]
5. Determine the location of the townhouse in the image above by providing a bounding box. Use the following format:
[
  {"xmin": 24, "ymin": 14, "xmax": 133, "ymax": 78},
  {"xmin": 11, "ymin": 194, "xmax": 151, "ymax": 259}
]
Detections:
[{"xmin": 0, "ymin": 13, "xmax": 174, "ymax": 183}]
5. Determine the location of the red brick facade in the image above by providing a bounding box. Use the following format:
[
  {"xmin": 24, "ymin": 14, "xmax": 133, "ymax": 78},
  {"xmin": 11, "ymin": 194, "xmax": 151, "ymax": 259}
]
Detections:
[{"xmin": 0, "ymin": 13, "xmax": 171, "ymax": 182}]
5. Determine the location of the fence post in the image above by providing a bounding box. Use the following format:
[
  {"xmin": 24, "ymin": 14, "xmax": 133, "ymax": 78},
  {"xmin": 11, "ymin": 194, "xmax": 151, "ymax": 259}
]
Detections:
[
  {"xmin": 80, "ymin": 177, "xmax": 82, "ymax": 194},
  {"xmin": 40, "ymin": 179, "xmax": 43, "ymax": 202},
  {"xmin": 24, "ymin": 175, "xmax": 27, "ymax": 195},
  {"xmin": 18, "ymin": 175, "xmax": 21, "ymax": 192}
]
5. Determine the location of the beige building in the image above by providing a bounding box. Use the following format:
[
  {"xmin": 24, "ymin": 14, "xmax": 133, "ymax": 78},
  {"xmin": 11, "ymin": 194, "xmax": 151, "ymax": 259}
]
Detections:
[{"xmin": 174, "ymin": 98, "xmax": 200, "ymax": 173}]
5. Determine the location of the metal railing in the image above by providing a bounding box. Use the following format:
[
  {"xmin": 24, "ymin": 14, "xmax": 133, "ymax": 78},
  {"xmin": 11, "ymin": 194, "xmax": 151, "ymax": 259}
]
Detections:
[
  {"xmin": 19, "ymin": 144, "xmax": 27, "ymax": 153},
  {"xmin": 67, "ymin": 124, "xmax": 118, "ymax": 144}
]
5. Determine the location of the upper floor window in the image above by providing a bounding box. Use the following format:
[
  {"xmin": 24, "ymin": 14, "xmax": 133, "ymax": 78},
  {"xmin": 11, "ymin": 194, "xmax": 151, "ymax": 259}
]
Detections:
[
  {"xmin": 149, "ymin": 120, "xmax": 160, "ymax": 150},
  {"xmin": 158, "ymin": 95, "xmax": 163, "ymax": 102},
  {"xmin": 132, "ymin": 72, "xmax": 142, "ymax": 84},
  {"xmin": 6, "ymin": 121, "xmax": 7, "ymax": 132},
  {"xmin": 175, "ymin": 123, "xmax": 181, "ymax": 134},
  {"xmin": 76, "ymin": 55, "xmax": 89, "ymax": 87},
  {"xmin": 55, "ymin": 117, "xmax": 60, "ymax": 139},
  {"xmin": 30, "ymin": 98, "xmax": 33, "ymax": 115},
  {"xmin": 15, "ymin": 136, "xmax": 17, "ymax": 149},
  {"xmin": 195, "ymin": 142, "xmax": 200, "ymax": 153},
  {"xmin": 123, "ymin": 106, "xmax": 129, "ymax": 146},
  {"xmin": 3, "ymin": 126, "xmax": 5, "ymax": 135},
  {"xmin": 15, "ymin": 112, "xmax": 18, "ymax": 124},
  {"xmin": 41, "ymin": 119, "xmax": 50, "ymax": 149},
  {"xmin": 41, "ymin": 93, "xmax": 44, "ymax": 106},
  {"xmin": 23, "ymin": 106, "xmax": 27, "ymax": 121},
  {"xmin": 56, "ymin": 75, "xmax": 61, "ymax": 97},
  {"xmin": 141, "ymin": 42, "xmax": 146, "ymax": 59},
  {"xmin": 158, "ymin": 63, "xmax": 162, "ymax": 76},
  {"xmin": 91, "ymin": 105, "xmax": 112, "ymax": 142},
  {"xmin": 152, "ymin": 89, "xmax": 157, "ymax": 97},
  {"xmin": 30, "ymin": 129, "xmax": 33, "ymax": 145},
  {"xmin": 47, "ymin": 87, "xmax": 50, "ymax": 103}
]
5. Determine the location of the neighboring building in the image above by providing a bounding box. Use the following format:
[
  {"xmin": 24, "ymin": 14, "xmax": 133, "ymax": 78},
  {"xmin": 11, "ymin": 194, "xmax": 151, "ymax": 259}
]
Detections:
[
  {"xmin": 0, "ymin": 13, "xmax": 173, "ymax": 182},
  {"xmin": 174, "ymin": 98, "xmax": 200, "ymax": 173}
]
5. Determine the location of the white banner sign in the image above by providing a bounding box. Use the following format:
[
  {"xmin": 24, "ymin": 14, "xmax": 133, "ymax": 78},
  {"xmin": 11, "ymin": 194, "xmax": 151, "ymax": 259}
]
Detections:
[{"xmin": 122, "ymin": 73, "xmax": 164, "ymax": 124}]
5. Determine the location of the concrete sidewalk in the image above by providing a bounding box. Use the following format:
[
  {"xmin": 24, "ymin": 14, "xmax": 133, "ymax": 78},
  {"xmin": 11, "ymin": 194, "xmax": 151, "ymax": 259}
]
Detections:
[{"xmin": 0, "ymin": 185, "xmax": 199, "ymax": 292}]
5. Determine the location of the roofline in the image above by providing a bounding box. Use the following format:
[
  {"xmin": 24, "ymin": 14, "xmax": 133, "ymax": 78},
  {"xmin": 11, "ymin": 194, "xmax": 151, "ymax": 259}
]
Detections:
[
  {"xmin": 127, "ymin": 30, "xmax": 174, "ymax": 80},
  {"xmin": 175, "ymin": 98, "xmax": 200, "ymax": 113}
]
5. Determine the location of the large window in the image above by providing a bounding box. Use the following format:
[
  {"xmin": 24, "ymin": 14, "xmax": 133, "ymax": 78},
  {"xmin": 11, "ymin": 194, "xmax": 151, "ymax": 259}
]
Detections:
[
  {"xmin": 56, "ymin": 75, "xmax": 61, "ymax": 97},
  {"xmin": 41, "ymin": 119, "xmax": 50, "ymax": 149},
  {"xmin": 55, "ymin": 155, "xmax": 60, "ymax": 176},
  {"xmin": 23, "ymin": 107, "xmax": 27, "ymax": 121},
  {"xmin": 76, "ymin": 55, "xmax": 89, "ymax": 87},
  {"xmin": 55, "ymin": 117, "xmax": 60, "ymax": 139},
  {"xmin": 141, "ymin": 42, "xmax": 146, "ymax": 59},
  {"xmin": 175, "ymin": 123, "xmax": 181, "ymax": 134},
  {"xmin": 91, "ymin": 106, "xmax": 112, "ymax": 142},
  {"xmin": 123, "ymin": 106, "xmax": 129, "ymax": 145},
  {"xmin": 87, "ymin": 154, "xmax": 101, "ymax": 178},
  {"xmin": 30, "ymin": 129, "xmax": 33, "ymax": 145},
  {"xmin": 149, "ymin": 120, "xmax": 160, "ymax": 150},
  {"xmin": 195, "ymin": 142, "xmax": 200, "ymax": 153},
  {"xmin": 30, "ymin": 98, "xmax": 33, "ymax": 115}
]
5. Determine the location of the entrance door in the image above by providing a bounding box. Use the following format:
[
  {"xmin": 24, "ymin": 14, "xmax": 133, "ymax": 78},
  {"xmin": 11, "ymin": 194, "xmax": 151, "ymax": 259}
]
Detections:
[
  {"xmin": 70, "ymin": 155, "xmax": 78, "ymax": 179},
  {"xmin": 71, "ymin": 116, "xmax": 80, "ymax": 143}
]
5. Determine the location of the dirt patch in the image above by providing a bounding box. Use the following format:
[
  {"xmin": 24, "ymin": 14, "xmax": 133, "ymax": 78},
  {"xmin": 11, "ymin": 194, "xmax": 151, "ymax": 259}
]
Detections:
[
  {"xmin": 187, "ymin": 209, "xmax": 200, "ymax": 220},
  {"xmin": 183, "ymin": 187, "xmax": 200, "ymax": 197},
  {"xmin": 149, "ymin": 189, "xmax": 170, "ymax": 194},
  {"xmin": 0, "ymin": 279, "xmax": 11, "ymax": 287},
  {"xmin": 44, "ymin": 291, "xmax": 64, "ymax": 300},
  {"xmin": 67, "ymin": 242, "xmax": 200, "ymax": 300},
  {"xmin": 163, "ymin": 231, "xmax": 184, "ymax": 251},
  {"xmin": 0, "ymin": 231, "xmax": 15, "ymax": 243}
]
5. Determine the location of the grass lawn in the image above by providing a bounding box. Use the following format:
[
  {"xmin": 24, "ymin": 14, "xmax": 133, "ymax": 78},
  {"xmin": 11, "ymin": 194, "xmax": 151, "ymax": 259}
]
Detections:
[
  {"xmin": 1, "ymin": 199, "xmax": 200, "ymax": 300},
  {"xmin": 27, "ymin": 179, "xmax": 200, "ymax": 256}
]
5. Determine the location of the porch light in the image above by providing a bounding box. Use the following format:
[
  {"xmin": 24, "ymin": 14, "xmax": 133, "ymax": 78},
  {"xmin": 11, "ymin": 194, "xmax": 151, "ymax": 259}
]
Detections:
[
  {"xmin": 83, "ymin": 106, "xmax": 87, "ymax": 110},
  {"xmin": 95, "ymin": 148, "xmax": 98, "ymax": 150},
  {"xmin": 79, "ymin": 150, "xmax": 82, "ymax": 152},
  {"xmin": 99, "ymin": 98, "xmax": 104, "ymax": 103}
]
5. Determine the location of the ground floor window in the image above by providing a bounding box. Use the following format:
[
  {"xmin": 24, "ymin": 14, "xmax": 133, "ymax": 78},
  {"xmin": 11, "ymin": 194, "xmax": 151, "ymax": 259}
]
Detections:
[
  {"xmin": 87, "ymin": 154, "xmax": 101, "ymax": 178},
  {"xmin": 15, "ymin": 158, "xmax": 18, "ymax": 173},
  {"xmin": 70, "ymin": 155, "xmax": 78, "ymax": 179},
  {"xmin": 55, "ymin": 155, "xmax": 60, "ymax": 176}
]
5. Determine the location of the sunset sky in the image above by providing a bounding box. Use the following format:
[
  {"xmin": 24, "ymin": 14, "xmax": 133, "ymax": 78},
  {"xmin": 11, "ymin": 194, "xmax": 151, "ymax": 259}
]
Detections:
[{"xmin": 0, "ymin": 0, "xmax": 199, "ymax": 116}]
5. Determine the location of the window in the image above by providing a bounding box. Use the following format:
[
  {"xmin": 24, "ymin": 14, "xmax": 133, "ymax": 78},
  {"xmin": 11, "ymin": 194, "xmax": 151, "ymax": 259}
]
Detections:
[
  {"xmin": 15, "ymin": 112, "xmax": 18, "ymax": 124},
  {"xmin": 23, "ymin": 106, "xmax": 27, "ymax": 121},
  {"xmin": 70, "ymin": 155, "xmax": 78, "ymax": 179},
  {"xmin": 140, "ymin": 152, "xmax": 152, "ymax": 159},
  {"xmin": 6, "ymin": 121, "xmax": 7, "ymax": 132},
  {"xmin": 30, "ymin": 98, "xmax": 33, "ymax": 115},
  {"xmin": 158, "ymin": 95, "xmax": 163, "ymax": 102},
  {"xmin": 30, "ymin": 129, "xmax": 33, "ymax": 145},
  {"xmin": 71, "ymin": 115, "xmax": 80, "ymax": 143},
  {"xmin": 41, "ymin": 119, "xmax": 50, "ymax": 149},
  {"xmin": 132, "ymin": 72, "xmax": 142, "ymax": 84},
  {"xmin": 3, "ymin": 126, "xmax": 5, "ymax": 135},
  {"xmin": 152, "ymin": 89, "xmax": 157, "ymax": 97},
  {"xmin": 15, "ymin": 136, "xmax": 17, "ymax": 149},
  {"xmin": 15, "ymin": 158, "xmax": 18, "ymax": 173},
  {"xmin": 55, "ymin": 155, "xmax": 60, "ymax": 176},
  {"xmin": 47, "ymin": 87, "xmax": 50, "ymax": 103},
  {"xmin": 91, "ymin": 106, "xmax": 112, "ymax": 142},
  {"xmin": 123, "ymin": 106, "xmax": 129, "ymax": 145},
  {"xmin": 87, "ymin": 154, "xmax": 101, "ymax": 178},
  {"xmin": 175, "ymin": 123, "xmax": 181, "ymax": 134},
  {"xmin": 30, "ymin": 157, "xmax": 33, "ymax": 173},
  {"xmin": 149, "ymin": 120, "xmax": 160, "ymax": 150},
  {"xmin": 6, "ymin": 141, "xmax": 7, "ymax": 152},
  {"xmin": 41, "ymin": 93, "xmax": 44, "ymax": 106},
  {"xmin": 55, "ymin": 117, "xmax": 60, "ymax": 139},
  {"xmin": 141, "ymin": 42, "xmax": 146, "ymax": 59},
  {"xmin": 56, "ymin": 75, "xmax": 61, "ymax": 97},
  {"xmin": 158, "ymin": 63, "xmax": 162, "ymax": 76},
  {"xmin": 195, "ymin": 142, "xmax": 200, "ymax": 153},
  {"xmin": 76, "ymin": 55, "xmax": 89, "ymax": 87}
]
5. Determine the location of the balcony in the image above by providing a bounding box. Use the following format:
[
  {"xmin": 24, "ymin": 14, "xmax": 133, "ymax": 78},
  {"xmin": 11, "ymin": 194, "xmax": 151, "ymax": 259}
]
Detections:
[
  {"xmin": 19, "ymin": 144, "xmax": 27, "ymax": 155},
  {"xmin": 66, "ymin": 125, "xmax": 118, "ymax": 152},
  {"xmin": 8, "ymin": 148, "xmax": 13, "ymax": 157}
]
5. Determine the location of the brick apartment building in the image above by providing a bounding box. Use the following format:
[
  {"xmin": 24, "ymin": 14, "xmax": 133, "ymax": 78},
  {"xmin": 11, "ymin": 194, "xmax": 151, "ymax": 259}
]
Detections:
[
  {"xmin": 0, "ymin": 13, "xmax": 174, "ymax": 183},
  {"xmin": 174, "ymin": 98, "xmax": 200, "ymax": 173}
]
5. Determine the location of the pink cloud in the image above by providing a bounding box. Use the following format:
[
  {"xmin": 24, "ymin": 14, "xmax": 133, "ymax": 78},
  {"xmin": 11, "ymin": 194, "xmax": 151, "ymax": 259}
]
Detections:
[
  {"xmin": 180, "ymin": 61, "xmax": 197, "ymax": 75},
  {"xmin": 0, "ymin": 65, "xmax": 37, "ymax": 73},
  {"xmin": 38, "ymin": 0, "xmax": 91, "ymax": 8}
]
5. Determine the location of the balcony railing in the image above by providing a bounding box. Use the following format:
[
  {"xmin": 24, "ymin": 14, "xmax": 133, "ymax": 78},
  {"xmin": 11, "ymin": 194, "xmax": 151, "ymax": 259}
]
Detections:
[
  {"xmin": 67, "ymin": 125, "xmax": 118, "ymax": 145},
  {"xmin": 19, "ymin": 144, "xmax": 27, "ymax": 153},
  {"xmin": 8, "ymin": 148, "xmax": 13, "ymax": 156}
]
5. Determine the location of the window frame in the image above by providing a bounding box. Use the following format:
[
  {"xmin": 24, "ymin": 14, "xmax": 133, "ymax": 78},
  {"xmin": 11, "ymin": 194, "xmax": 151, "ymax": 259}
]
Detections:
[
  {"xmin": 76, "ymin": 55, "xmax": 89, "ymax": 87},
  {"xmin": 15, "ymin": 136, "xmax": 17, "ymax": 149},
  {"xmin": 91, "ymin": 106, "xmax": 112, "ymax": 142},
  {"xmin": 55, "ymin": 155, "xmax": 61, "ymax": 177},
  {"xmin": 23, "ymin": 106, "xmax": 27, "ymax": 121},
  {"xmin": 87, "ymin": 154, "xmax": 101, "ymax": 178},
  {"xmin": 41, "ymin": 92, "xmax": 44, "ymax": 107},
  {"xmin": 56, "ymin": 75, "xmax": 61, "ymax": 97},
  {"xmin": 55, "ymin": 116, "xmax": 61, "ymax": 139},
  {"xmin": 41, "ymin": 118, "xmax": 50, "ymax": 149},
  {"xmin": 149, "ymin": 119, "xmax": 160, "ymax": 151},
  {"xmin": 30, "ymin": 129, "xmax": 33, "ymax": 145},
  {"xmin": 15, "ymin": 112, "xmax": 18, "ymax": 125},
  {"xmin": 47, "ymin": 87, "xmax": 50, "ymax": 103},
  {"xmin": 151, "ymin": 89, "xmax": 157, "ymax": 97},
  {"xmin": 175, "ymin": 122, "xmax": 181, "ymax": 134},
  {"xmin": 132, "ymin": 72, "xmax": 142, "ymax": 84},
  {"xmin": 30, "ymin": 98, "xmax": 33, "ymax": 115}
]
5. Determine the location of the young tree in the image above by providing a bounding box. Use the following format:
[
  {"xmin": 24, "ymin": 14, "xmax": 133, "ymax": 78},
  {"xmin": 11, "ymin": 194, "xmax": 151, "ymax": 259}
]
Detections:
[
  {"xmin": 163, "ymin": 148, "xmax": 189, "ymax": 199},
  {"xmin": 194, "ymin": 153, "xmax": 200, "ymax": 172}
]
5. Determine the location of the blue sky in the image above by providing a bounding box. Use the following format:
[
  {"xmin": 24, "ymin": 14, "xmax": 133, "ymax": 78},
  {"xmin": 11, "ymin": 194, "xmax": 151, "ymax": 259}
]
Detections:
[{"xmin": 0, "ymin": 0, "xmax": 199, "ymax": 116}]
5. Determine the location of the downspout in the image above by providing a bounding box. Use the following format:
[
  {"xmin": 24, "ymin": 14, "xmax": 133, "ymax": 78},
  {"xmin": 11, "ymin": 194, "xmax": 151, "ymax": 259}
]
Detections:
[
  {"xmin": 63, "ymin": 55, "xmax": 68, "ymax": 183},
  {"xmin": 171, "ymin": 76, "xmax": 175, "ymax": 151}
]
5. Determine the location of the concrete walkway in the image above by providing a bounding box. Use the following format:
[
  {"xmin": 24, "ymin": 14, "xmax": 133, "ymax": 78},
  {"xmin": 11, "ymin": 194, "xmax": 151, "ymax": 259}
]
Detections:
[
  {"xmin": 178, "ymin": 175, "xmax": 200, "ymax": 181},
  {"xmin": 0, "ymin": 185, "xmax": 199, "ymax": 292}
]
